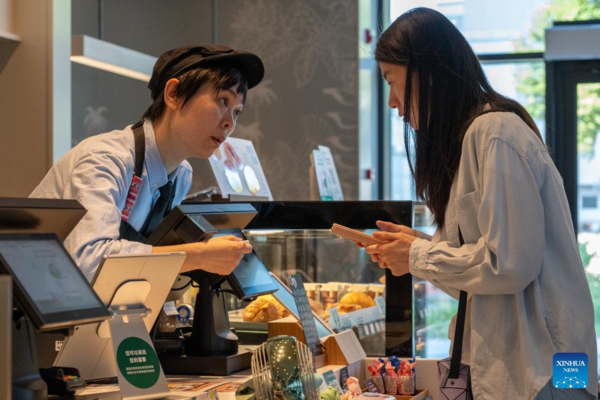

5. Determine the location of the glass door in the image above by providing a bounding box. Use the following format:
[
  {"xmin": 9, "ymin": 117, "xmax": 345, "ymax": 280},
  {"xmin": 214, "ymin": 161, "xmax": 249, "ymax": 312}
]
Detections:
[
  {"xmin": 548, "ymin": 59, "xmax": 600, "ymax": 377},
  {"xmin": 577, "ymin": 82, "xmax": 600, "ymax": 372}
]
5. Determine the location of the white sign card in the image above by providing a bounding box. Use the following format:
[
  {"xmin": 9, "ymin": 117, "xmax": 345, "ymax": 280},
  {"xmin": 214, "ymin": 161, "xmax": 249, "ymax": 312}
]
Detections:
[
  {"xmin": 317, "ymin": 145, "xmax": 344, "ymax": 201},
  {"xmin": 311, "ymin": 149, "xmax": 333, "ymax": 201},
  {"xmin": 208, "ymin": 137, "xmax": 273, "ymax": 200},
  {"xmin": 328, "ymin": 305, "xmax": 383, "ymax": 331}
]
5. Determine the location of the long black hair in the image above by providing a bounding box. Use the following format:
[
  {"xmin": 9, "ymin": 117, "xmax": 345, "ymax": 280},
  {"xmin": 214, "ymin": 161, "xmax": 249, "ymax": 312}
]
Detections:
[{"xmin": 375, "ymin": 7, "xmax": 541, "ymax": 228}]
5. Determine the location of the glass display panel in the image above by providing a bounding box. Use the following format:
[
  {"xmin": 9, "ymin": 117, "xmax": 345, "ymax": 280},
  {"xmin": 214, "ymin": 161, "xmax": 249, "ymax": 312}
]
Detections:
[
  {"xmin": 576, "ymin": 82, "xmax": 600, "ymax": 373},
  {"xmin": 171, "ymin": 201, "xmax": 418, "ymax": 358},
  {"xmin": 243, "ymin": 228, "xmax": 387, "ymax": 356}
]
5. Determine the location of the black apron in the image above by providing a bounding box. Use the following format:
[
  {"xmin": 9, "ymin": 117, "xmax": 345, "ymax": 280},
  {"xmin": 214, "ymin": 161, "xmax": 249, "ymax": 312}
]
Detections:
[{"xmin": 118, "ymin": 121, "xmax": 177, "ymax": 243}]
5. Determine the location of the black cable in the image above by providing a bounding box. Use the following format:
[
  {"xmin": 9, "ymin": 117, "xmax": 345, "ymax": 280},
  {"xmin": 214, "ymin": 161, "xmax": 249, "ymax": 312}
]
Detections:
[
  {"xmin": 171, "ymin": 279, "xmax": 192, "ymax": 292},
  {"xmin": 214, "ymin": 288, "xmax": 236, "ymax": 296},
  {"xmin": 150, "ymin": 318, "xmax": 159, "ymax": 343}
]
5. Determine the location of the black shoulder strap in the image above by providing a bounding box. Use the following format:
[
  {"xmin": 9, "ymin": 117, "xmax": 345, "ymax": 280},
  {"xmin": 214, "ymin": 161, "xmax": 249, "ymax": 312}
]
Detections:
[
  {"xmin": 448, "ymin": 228, "xmax": 468, "ymax": 380},
  {"xmin": 466, "ymin": 108, "xmax": 505, "ymax": 131},
  {"xmin": 132, "ymin": 120, "xmax": 145, "ymax": 178},
  {"xmin": 477, "ymin": 109, "xmax": 504, "ymax": 117},
  {"xmin": 119, "ymin": 120, "xmax": 147, "ymax": 226},
  {"xmin": 447, "ymin": 109, "xmax": 501, "ymax": 379}
]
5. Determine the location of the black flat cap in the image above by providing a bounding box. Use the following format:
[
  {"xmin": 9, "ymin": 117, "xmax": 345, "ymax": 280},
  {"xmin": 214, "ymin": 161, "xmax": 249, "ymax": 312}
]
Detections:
[{"xmin": 148, "ymin": 44, "xmax": 265, "ymax": 100}]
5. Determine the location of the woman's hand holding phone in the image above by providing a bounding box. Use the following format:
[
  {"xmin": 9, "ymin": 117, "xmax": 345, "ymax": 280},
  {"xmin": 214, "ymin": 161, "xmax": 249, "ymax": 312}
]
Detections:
[
  {"xmin": 375, "ymin": 220, "xmax": 418, "ymax": 237},
  {"xmin": 363, "ymin": 220, "xmax": 418, "ymax": 277},
  {"xmin": 353, "ymin": 221, "xmax": 418, "ymax": 248},
  {"xmin": 331, "ymin": 221, "xmax": 418, "ymax": 276}
]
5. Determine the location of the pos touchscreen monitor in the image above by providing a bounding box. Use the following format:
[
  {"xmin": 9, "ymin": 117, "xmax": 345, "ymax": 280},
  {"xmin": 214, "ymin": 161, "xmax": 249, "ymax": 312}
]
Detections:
[
  {"xmin": 0, "ymin": 233, "xmax": 110, "ymax": 331},
  {"xmin": 214, "ymin": 229, "xmax": 278, "ymax": 299},
  {"xmin": 146, "ymin": 203, "xmax": 258, "ymax": 246},
  {"xmin": 0, "ymin": 197, "xmax": 86, "ymax": 242}
]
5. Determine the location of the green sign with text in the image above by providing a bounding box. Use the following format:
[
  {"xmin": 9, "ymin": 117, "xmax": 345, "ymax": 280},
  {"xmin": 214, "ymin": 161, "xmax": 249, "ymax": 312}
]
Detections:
[{"xmin": 116, "ymin": 337, "xmax": 161, "ymax": 389}]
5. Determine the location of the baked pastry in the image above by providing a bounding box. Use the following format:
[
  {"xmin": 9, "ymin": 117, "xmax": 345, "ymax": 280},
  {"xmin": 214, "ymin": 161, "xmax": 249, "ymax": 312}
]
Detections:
[
  {"xmin": 308, "ymin": 298, "xmax": 324, "ymax": 315},
  {"xmin": 339, "ymin": 291, "xmax": 375, "ymax": 309},
  {"xmin": 338, "ymin": 303, "xmax": 362, "ymax": 314},
  {"xmin": 261, "ymin": 294, "xmax": 290, "ymax": 318},
  {"xmin": 242, "ymin": 295, "xmax": 290, "ymax": 322},
  {"xmin": 243, "ymin": 298, "xmax": 279, "ymax": 322}
]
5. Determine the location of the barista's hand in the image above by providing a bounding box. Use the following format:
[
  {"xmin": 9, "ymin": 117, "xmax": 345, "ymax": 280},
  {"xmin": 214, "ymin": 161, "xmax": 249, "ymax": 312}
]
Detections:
[
  {"xmin": 154, "ymin": 236, "xmax": 252, "ymax": 275},
  {"xmin": 188, "ymin": 235, "xmax": 252, "ymax": 275},
  {"xmin": 193, "ymin": 235, "xmax": 253, "ymax": 275},
  {"xmin": 364, "ymin": 231, "xmax": 417, "ymax": 277}
]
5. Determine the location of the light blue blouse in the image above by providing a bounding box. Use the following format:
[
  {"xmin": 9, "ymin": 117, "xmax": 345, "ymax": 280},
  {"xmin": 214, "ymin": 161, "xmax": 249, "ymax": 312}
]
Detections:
[
  {"xmin": 409, "ymin": 112, "xmax": 598, "ymax": 399},
  {"xmin": 30, "ymin": 120, "xmax": 193, "ymax": 282}
]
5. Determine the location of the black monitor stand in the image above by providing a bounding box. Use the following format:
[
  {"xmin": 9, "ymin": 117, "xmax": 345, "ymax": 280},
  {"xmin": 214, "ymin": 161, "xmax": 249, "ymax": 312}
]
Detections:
[
  {"xmin": 12, "ymin": 312, "xmax": 47, "ymax": 400},
  {"xmin": 186, "ymin": 270, "xmax": 238, "ymax": 355},
  {"xmin": 157, "ymin": 270, "xmax": 252, "ymax": 376}
]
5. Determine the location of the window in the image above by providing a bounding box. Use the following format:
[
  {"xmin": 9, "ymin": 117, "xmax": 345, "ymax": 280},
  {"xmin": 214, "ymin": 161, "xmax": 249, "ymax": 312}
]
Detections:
[
  {"xmin": 481, "ymin": 62, "xmax": 546, "ymax": 140},
  {"xmin": 358, "ymin": 0, "xmax": 381, "ymax": 200},
  {"xmin": 583, "ymin": 196, "xmax": 598, "ymax": 209}
]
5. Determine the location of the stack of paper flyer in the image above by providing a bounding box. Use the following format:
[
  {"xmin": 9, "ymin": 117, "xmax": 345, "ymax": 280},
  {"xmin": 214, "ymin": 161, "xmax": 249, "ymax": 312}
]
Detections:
[{"xmin": 78, "ymin": 379, "xmax": 243, "ymax": 399}]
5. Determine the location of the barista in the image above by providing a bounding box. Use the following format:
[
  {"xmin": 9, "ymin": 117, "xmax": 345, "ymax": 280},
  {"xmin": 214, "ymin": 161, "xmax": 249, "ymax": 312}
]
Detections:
[{"xmin": 30, "ymin": 44, "xmax": 264, "ymax": 282}]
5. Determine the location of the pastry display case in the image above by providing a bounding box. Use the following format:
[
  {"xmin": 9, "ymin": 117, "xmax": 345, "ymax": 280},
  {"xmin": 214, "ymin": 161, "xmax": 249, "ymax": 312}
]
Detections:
[{"xmin": 174, "ymin": 200, "xmax": 434, "ymax": 359}]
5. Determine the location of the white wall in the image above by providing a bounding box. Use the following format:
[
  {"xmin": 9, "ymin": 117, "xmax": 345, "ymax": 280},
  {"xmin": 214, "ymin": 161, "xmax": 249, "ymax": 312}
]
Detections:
[
  {"xmin": 0, "ymin": 0, "xmax": 14, "ymax": 33},
  {"xmin": 0, "ymin": 0, "xmax": 71, "ymax": 197}
]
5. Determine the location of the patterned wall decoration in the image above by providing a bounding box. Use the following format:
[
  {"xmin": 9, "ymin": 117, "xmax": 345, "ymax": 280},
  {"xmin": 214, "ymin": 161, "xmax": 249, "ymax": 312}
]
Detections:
[
  {"xmin": 217, "ymin": 0, "xmax": 359, "ymax": 200},
  {"xmin": 71, "ymin": 0, "xmax": 359, "ymax": 201},
  {"xmin": 71, "ymin": 0, "xmax": 213, "ymax": 146}
]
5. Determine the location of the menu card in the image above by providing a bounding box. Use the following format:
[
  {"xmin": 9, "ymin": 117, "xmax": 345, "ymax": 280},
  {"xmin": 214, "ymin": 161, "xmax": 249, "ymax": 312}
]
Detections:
[
  {"xmin": 340, "ymin": 366, "xmax": 350, "ymax": 392},
  {"xmin": 323, "ymin": 370, "xmax": 343, "ymax": 393},
  {"xmin": 287, "ymin": 274, "xmax": 323, "ymax": 356},
  {"xmin": 318, "ymin": 145, "xmax": 344, "ymax": 201},
  {"xmin": 208, "ymin": 137, "xmax": 273, "ymax": 200},
  {"xmin": 309, "ymin": 145, "xmax": 343, "ymax": 201},
  {"xmin": 365, "ymin": 379, "xmax": 379, "ymax": 393}
]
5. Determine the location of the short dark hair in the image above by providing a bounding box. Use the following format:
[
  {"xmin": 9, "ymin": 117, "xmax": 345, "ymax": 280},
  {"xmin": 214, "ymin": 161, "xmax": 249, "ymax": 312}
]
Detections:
[
  {"xmin": 376, "ymin": 7, "xmax": 542, "ymax": 228},
  {"xmin": 143, "ymin": 63, "xmax": 248, "ymax": 121}
]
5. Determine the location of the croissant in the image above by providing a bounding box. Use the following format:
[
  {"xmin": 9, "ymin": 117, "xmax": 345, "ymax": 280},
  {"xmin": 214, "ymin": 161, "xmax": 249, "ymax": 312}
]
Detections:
[
  {"xmin": 243, "ymin": 298, "xmax": 279, "ymax": 322},
  {"xmin": 260, "ymin": 295, "xmax": 290, "ymax": 318},
  {"xmin": 308, "ymin": 297, "xmax": 324, "ymax": 315}
]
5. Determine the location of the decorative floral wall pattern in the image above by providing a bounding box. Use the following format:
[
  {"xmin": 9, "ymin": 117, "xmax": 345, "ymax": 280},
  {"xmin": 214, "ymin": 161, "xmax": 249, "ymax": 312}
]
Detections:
[
  {"xmin": 218, "ymin": 0, "xmax": 359, "ymax": 200},
  {"xmin": 71, "ymin": 0, "xmax": 359, "ymax": 200}
]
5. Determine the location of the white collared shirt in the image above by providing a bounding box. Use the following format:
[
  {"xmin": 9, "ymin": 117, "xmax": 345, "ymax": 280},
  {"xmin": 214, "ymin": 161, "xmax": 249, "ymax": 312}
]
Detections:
[
  {"xmin": 409, "ymin": 112, "xmax": 597, "ymax": 399},
  {"xmin": 30, "ymin": 120, "xmax": 193, "ymax": 282}
]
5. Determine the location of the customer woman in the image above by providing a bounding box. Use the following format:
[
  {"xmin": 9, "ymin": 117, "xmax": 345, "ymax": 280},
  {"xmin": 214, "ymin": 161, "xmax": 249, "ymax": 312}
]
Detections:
[{"xmin": 366, "ymin": 7, "xmax": 597, "ymax": 400}]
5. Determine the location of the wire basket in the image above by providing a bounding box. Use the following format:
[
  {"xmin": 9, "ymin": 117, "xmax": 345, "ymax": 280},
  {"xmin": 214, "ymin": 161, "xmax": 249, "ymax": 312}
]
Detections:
[{"xmin": 251, "ymin": 335, "xmax": 319, "ymax": 400}]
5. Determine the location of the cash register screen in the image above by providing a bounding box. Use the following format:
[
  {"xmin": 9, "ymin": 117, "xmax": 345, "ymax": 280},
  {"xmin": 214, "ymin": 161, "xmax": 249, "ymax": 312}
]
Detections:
[
  {"xmin": 0, "ymin": 234, "xmax": 109, "ymax": 331},
  {"xmin": 214, "ymin": 229, "xmax": 278, "ymax": 299}
]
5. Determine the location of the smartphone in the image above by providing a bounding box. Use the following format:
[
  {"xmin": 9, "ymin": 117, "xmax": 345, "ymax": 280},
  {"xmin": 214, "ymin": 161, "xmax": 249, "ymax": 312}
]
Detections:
[{"xmin": 331, "ymin": 223, "xmax": 385, "ymax": 246}]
